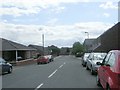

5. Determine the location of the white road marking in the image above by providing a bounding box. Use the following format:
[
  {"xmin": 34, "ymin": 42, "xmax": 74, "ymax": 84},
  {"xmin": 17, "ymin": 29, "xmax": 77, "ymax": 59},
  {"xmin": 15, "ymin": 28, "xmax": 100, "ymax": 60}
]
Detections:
[
  {"xmin": 35, "ymin": 83, "xmax": 44, "ymax": 90},
  {"xmin": 35, "ymin": 62, "xmax": 66, "ymax": 89},
  {"xmin": 59, "ymin": 64, "xmax": 63, "ymax": 69},
  {"xmin": 48, "ymin": 69, "xmax": 57, "ymax": 78}
]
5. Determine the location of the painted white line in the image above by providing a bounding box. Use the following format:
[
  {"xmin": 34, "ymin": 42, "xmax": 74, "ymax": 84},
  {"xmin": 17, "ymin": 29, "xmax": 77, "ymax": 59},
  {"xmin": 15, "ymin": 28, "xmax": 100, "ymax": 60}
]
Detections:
[
  {"xmin": 35, "ymin": 83, "xmax": 44, "ymax": 90},
  {"xmin": 59, "ymin": 64, "xmax": 63, "ymax": 69},
  {"xmin": 48, "ymin": 69, "xmax": 57, "ymax": 78}
]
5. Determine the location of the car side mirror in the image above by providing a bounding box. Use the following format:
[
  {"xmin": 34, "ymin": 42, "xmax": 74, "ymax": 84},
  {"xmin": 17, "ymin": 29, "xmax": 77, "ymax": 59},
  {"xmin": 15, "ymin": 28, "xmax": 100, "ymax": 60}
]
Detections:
[
  {"xmin": 96, "ymin": 62, "xmax": 102, "ymax": 65},
  {"xmin": 106, "ymin": 64, "xmax": 110, "ymax": 67}
]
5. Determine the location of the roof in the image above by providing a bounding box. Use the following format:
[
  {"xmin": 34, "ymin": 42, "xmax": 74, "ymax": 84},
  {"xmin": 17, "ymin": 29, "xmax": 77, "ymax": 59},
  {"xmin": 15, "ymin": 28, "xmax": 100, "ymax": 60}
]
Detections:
[
  {"xmin": 93, "ymin": 22, "xmax": 120, "ymax": 52},
  {"xmin": 28, "ymin": 45, "xmax": 50, "ymax": 55},
  {"xmin": 28, "ymin": 44, "xmax": 44, "ymax": 51},
  {"xmin": 83, "ymin": 39, "xmax": 96, "ymax": 45},
  {"xmin": 1, "ymin": 38, "xmax": 36, "ymax": 51}
]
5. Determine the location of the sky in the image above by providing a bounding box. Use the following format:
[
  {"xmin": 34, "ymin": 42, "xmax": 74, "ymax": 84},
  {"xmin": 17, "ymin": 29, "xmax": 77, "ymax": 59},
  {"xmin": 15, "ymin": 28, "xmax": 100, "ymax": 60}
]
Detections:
[{"xmin": 0, "ymin": 0, "xmax": 119, "ymax": 47}]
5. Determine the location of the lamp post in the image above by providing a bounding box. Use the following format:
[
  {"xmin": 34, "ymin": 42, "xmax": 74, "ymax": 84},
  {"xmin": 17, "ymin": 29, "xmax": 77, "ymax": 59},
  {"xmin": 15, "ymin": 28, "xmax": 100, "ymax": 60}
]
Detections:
[
  {"xmin": 42, "ymin": 34, "xmax": 44, "ymax": 56},
  {"xmin": 39, "ymin": 28, "xmax": 45, "ymax": 56},
  {"xmin": 85, "ymin": 32, "xmax": 89, "ymax": 39}
]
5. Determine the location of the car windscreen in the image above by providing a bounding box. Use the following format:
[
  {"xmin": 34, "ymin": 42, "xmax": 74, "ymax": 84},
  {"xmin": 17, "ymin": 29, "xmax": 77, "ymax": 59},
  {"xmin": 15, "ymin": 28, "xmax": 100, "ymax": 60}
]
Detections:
[
  {"xmin": 93, "ymin": 53, "xmax": 106, "ymax": 60},
  {"xmin": 0, "ymin": 58, "xmax": 6, "ymax": 63}
]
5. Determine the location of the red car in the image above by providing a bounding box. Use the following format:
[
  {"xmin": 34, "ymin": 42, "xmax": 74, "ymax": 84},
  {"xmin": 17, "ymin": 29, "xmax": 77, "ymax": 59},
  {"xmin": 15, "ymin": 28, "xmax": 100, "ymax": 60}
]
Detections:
[
  {"xmin": 37, "ymin": 56, "xmax": 49, "ymax": 64},
  {"xmin": 96, "ymin": 50, "xmax": 120, "ymax": 90}
]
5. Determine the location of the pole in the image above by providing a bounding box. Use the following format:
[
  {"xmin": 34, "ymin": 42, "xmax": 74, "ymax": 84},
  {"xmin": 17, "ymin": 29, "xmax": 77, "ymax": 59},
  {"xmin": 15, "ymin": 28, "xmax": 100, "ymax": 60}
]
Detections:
[
  {"xmin": 85, "ymin": 32, "xmax": 89, "ymax": 39},
  {"xmin": 87, "ymin": 32, "xmax": 89, "ymax": 39},
  {"xmin": 16, "ymin": 50, "xmax": 18, "ymax": 62},
  {"xmin": 42, "ymin": 34, "xmax": 44, "ymax": 56}
]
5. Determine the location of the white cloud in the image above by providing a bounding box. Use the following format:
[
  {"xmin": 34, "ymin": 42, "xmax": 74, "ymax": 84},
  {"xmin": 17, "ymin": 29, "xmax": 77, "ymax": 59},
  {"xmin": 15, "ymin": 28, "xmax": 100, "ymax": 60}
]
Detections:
[
  {"xmin": 0, "ymin": 6, "xmax": 41, "ymax": 17},
  {"xmin": 0, "ymin": 0, "xmax": 89, "ymax": 17},
  {"xmin": 1, "ymin": 0, "xmax": 118, "ymax": 17},
  {"xmin": 51, "ymin": 6, "xmax": 65, "ymax": 14},
  {"xmin": 75, "ymin": 22, "xmax": 112, "ymax": 31},
  {"xmin": 99, "ymin": 1, "xmax": 118, "ymax": 9},
  {"xmin": 0, "ymin": 21, "xmax": 113, "ymax": 47},
  {"xmin": 46, "ymin": 18, "xmax": 58, "ymax": 25},
  {"xmin": 103, "ymin": 13, "xmax": 110, "ymax": 17}
]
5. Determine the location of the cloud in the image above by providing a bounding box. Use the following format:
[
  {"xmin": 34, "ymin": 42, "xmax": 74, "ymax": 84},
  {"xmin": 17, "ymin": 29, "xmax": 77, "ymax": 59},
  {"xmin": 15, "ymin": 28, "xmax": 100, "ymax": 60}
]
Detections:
[
  {"xmin": 99, "ymin": 1, "xmax": 118, "ymax": 9},
  {"xmin": 0, "ymin": 6, "xmax": 41, "ymax": 17},
  {"xmin": 0, "ymin": 0, "xmax": 118, "ymax": 17},
  {"xmin": 0, "ymin": 21, "xmax": 113, "ymax": 47},
  {"xmin": 103, "ymin": 13, "xmax": 110, "ymax": 17},
  {"xmin": 46, "ymin": 18, "xmax": 58, "ymax": 25},
  {"xmin": 0, "ymin": 0, "xmax": 90, "ymax": 17},
  {"xmin": 75, "ymin": 22, "xmax": 112, "ymax": 31},
  {"xmin": 51, "ymin": 6, "xmax": 65, "ymax": 14}
]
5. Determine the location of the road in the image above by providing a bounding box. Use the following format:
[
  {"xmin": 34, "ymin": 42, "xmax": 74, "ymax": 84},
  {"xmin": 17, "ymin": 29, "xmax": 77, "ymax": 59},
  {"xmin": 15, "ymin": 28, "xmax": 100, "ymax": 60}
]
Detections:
[{"xmin": 2, "ymin": 55, "xmax": 102, "ymax": 89}]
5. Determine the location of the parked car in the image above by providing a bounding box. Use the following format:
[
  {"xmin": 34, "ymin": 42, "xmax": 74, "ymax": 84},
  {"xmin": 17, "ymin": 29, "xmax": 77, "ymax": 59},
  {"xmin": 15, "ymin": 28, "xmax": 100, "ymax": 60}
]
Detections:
[
  {"xmin": 86, "ymin": 52, "xmax": 107, "ymax": 75},
  {"xmin": 96, "ymin": 50, "xmax": 120, "ymax": 90},
  {"xmin": 82, "ymin": 53, "xmax": 90, "ymax": 67},
  {"xmin": 37, "ymin": 56, "xmax": 49, "ymax": 64},
  {"xmin": 46, "ymin": 55, "xmax": 54, "ymax": 62},
  {"xmin": 75, "ymin": 52, "xmax": 83, "ymax": 57},
  {"xmin": 0, "ymin": 57, "xmax": 13, "ymax": 74},
  {"xmin": 17, "ymin": 56, "xmax": 23, "ymax": 60}
]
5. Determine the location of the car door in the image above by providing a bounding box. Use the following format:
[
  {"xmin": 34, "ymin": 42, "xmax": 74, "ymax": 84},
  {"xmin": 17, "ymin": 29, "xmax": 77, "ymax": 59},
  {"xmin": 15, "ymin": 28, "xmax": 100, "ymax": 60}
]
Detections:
[
  {"xmin": 99, "ymin": 52, "xmax": 112, "ymax": 88},
  {"xmin": 2, "ymin": 60, "xmax": 9, "ymax": 72},
  {"xmin": 87, "ymin": 54, "xmax": 93, "ymax": 69},
  {"xmin": 101, "ymin": 52, "xmax": 116, "ymax": 88}
]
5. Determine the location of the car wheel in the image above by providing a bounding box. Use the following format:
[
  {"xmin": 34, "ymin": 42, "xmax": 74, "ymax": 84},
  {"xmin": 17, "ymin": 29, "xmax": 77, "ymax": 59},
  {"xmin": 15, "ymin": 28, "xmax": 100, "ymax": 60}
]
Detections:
[
  {"xmin": 86, "ymin": 65, "xmax": 89, "ymax": 70},
  {"xmin": 84, "ymin": 63, "xmax": 86, "ymax": 67},
  {"xmin": 96, "ymin": 75, "xmax": 101, "ymax": 86},
  {"xmin": 91, "ymin": 67, "xmax": 94, "ymax": 75},
  {"xmin": 107, "ymin": 85, "xmax": 111, "ymax": 90},
  {"xmin": 8, "ymin": 67, "xmax": 12, "ymax": 73},
  {"xmin": 82, "ymin": 63, "xmax": 84, "ymax": 67},
  {"xmin": 83, "ymin": 64, "xmax": 85, "ymax": 67},
  {"xmin": 82, "ymin": 62, "xmax": 85, "ymax": 67}
]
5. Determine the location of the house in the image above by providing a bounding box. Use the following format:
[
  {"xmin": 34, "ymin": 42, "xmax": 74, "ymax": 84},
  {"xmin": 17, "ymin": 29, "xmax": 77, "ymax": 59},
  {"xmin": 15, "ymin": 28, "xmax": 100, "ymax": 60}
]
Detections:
[
  {"xmin": 92, "ymin": 22, "xmax": 120, "ymax": 52},
  {"xmin": 28, "ymin": 44, "xmax": 50, "ymax": 56},
  {"xmin": 60, "ymin": 47, "xmax": 72, "ymax": 55},
  {"xmin": 83, "ymin": 39, "xmax": 96, "ymax": 52},
  {"xmin": 0, "ymin": 38, "xmax": 36, "ymax": 62}
]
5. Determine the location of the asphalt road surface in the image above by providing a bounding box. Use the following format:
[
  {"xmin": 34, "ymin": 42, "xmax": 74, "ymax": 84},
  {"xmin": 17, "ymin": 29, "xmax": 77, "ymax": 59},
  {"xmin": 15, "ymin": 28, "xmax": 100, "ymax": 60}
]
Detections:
[{"xmin": 2, "ymin": 55, "xmax": 102, "ymax": 89}]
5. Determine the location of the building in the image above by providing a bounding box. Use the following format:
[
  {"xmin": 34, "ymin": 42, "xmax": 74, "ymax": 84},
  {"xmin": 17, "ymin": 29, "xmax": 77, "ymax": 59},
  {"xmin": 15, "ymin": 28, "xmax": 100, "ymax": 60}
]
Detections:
[
  {"xmin": 83, "ymin": 39, "xmax": 96, "ymax": 52},
  {"xmin": 28, "ymin": 45, "xmax": 50, "ymax": 56},
  {"xmin": 0, "ymin": 38, "xmax": 36, "ymax": 62},
  {"xmin": 92, "ymin": 22, "xmax": 120, "ymax": 52},
  {"xmin": 60, "ymin": 47, "xmax": 72, "ymax": 55}
]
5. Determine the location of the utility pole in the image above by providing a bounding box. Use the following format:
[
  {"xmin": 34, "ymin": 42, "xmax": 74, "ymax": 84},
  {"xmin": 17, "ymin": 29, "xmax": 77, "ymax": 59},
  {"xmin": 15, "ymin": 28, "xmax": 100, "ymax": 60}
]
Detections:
[{"xmin": 42, "ymin": 34, "xmax": 44, "ymax": 56}]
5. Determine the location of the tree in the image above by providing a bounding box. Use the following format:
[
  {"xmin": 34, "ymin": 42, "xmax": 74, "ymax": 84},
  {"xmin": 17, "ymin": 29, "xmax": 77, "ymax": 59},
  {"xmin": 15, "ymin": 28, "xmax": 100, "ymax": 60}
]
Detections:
[
  {"xmin": 72, "ymin": 42, "xmax": 85, "ymax": 55},
  {"xmin": 48, "ymin": 45, "xmax": 60, "ymax": 56}
]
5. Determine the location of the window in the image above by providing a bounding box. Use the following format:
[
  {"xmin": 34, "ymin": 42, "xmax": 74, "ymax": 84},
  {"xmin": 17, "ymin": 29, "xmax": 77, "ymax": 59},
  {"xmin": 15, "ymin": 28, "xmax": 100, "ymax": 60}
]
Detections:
[
  {"xmin": 107, "ymin": 53, "xmax": 115, "ymax": 67},
  {"xmin": 103, "ymin": 52, "xmax": 111, "ymax": 65}
]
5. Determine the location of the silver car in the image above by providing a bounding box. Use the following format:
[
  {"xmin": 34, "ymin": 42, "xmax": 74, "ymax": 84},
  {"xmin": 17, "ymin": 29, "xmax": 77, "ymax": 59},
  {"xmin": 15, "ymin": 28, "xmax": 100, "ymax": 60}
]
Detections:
[
  {"xmin": 86, "ymin": 52, "xmax": 107, "ymax": 75},
  {"xmin": 82, "ymin": 53, "xmax": 90, "ymax": 67}
]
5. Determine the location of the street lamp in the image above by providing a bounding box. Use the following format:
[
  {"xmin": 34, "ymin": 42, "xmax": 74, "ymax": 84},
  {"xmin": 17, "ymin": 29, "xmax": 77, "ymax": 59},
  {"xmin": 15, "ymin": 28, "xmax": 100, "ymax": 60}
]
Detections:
[
  {"xmin": 39, "ymin": 28, "xmax": 45, "ymax": 56},
  {"xmin": 85, "ymin": 32, "xmax": 89, "ymax": 39},
  {"xmin": 42, "ymin": 34, "xmax": 44, "ymax": 56}
]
